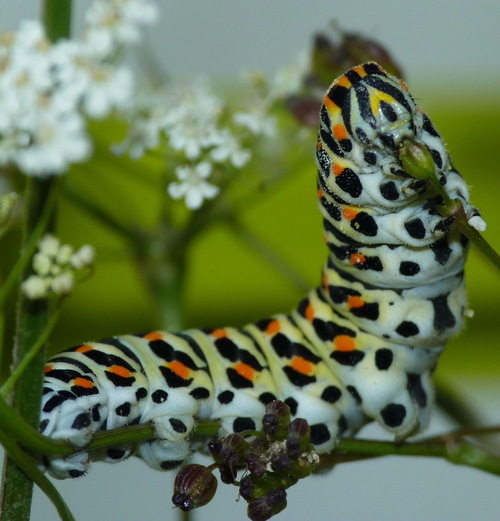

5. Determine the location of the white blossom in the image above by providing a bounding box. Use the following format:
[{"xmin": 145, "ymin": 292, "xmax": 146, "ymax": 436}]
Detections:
[
  {"xmin": 0, "ymin": 0, "xmax": 156, "ymax": 176},
  {"xmin": 50, "ymin": 271, "xmax": 75, "ymax": 295},
  {"xmin": 71, "ymin": 244, "xmax": 96, "ymax": 269},
  {"xmin": 38, "ymin": 235, "xmax": 60, "ymax": 256},
  {"xmin": 233, "ymin": 110, "xmax": 276, "ymax": 138},
  {"xmin": 22, "ymin": 234, "xmax": 95, "ymax": 299},
  {"xmin": 83, "ymin": 0, "xmax": 159, "ymax": 59},
  {"xmin": 33, "ymin": 252, "xmax": 52, "ymax": 276},
  {"xmin": 209, "ymin": 129, "xmax": 251, "ymax": 168},
  {"xmin": 167, "ymin": 162, "xmax": 219, "ymax": 210},
  {"xmin": 21, "ymin": 275, "xmax": 50, "ymax": 300}
]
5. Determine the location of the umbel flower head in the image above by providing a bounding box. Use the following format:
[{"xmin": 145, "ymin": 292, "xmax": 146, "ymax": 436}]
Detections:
[
  {"xmin": 0, "ymin": 0, "xmax": 157, "ymax": 177},
  {"xmin": 21, "ymin": 234, "xmax": 95, "ymax": 300}
]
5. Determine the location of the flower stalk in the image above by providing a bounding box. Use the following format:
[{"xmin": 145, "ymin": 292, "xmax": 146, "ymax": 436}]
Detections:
[{"xmin": 0, "ymin": 1, "xmax": 73, "ymax": 519}]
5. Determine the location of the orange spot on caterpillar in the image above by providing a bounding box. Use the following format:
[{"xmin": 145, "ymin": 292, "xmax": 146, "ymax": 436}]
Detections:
[
  {"xmin": 332, "ymin": 163, "xmax": 344, "ymax": 176},
  {"xmin": 353, "ymin": 65, "xmax": 367, "ymax": 77},
  {"xmin": 333, "ymin": 124, "xmax": 348, "ymax": 141},
  {"xmin": 290, "ymin": 356, "xmax": 312, "ymax": 375},
  {"xmin": 323, "ymin": 95, "xmax": 336, "ymax": 111},
  {"xmin": 234, "ymin": 362, "xmax": 255, "ymax": 381},
  {"xmin": 168, "ymin": 360, "xmax": 190, "ymax": 379},
  {"xmin": 144, "ymin": 331, "xmax": 163, "ymax": 341},
  {"xmin": 399, "ymin": 79, "xmax": 409, "ymax": 92},
  {"xmin": 73, "ymin": 377, "xmax": 94, "ymax": 389},
  {"xmin": 211, "ymin": 328, "xmax": 228, "ymax": 339},
  {"xmin": 305, "ymin": 303, "xmax": 315, "ymax": 322},
  {"xmin": 107, "ymin": 365, "xmax": 131, "ymax": 378},
  {"xmin": 347, "ymin": 296, "xmax": 365, "ymax": 309},
  {"xmin": 349, "ymin": 253, "xmax": 366, "ymax": 265},
  {"xmin": 336, "ymin": 75, "xmax": 351, "ymax": 88},
  {"xmin": 334, "ymin": 335, "xmax": 356, "ymax": 351},
  {"xmin": 44, "ymin": 364, "xmax": 53, "ymax": 373},
  {"xmin": 266, "ymin": 320, "xmax": 281, "ymax": 335},
  {"xmin": 76, "ymin": 344, "xmax": 94, "ymax": 353},
  {"xmin": 322, "ymin": 273, "xmax": 329, "ymax": 290},
  {"xmin": 317, "ymin": 188, "xmax": 324, "ymax": 199},
  {"xmin": 342, "ymin": 208, "xmax": 359, "ymax": 221}
]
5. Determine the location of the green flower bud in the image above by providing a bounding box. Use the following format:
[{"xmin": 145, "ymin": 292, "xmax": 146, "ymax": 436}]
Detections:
[{"xmin": 399, "ymin": 139, "xmax": 436, "ymax": 181}]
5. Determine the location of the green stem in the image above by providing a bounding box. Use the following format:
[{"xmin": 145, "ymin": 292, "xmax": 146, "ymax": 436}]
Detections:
[
  {"xmin": 1, "ymin": 5, "xmax": 73, "ymax": 520},
  {"xmin": 0, "ymin": 185, "xmax": 58, "ymax": 312},
  {"xmin": 1, "ymin": 307, "xmax": 60, "ymax": 397},
  {"xmin": 0, "ymin": 178, "xmax": 58, "ymax": 520},
  {"xmin": 0, "ymin": 429, "xmax": 75, "ymax": 521},
  {"xmin": 0, "ymin": 394, "xmax": 72, "ymax": 456},
  {"xmin": 42, "ymin": 0, "xmax": 72, "ymax": 41}
]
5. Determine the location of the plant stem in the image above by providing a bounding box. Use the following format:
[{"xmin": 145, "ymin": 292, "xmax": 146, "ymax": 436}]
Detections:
[
  {"xmin": 0, "ymin": 178, "xmax": 58, "ymax": 521},
  {"xmin": 1, "ymin": 4, "xmax": 72, "ymax": 520}
]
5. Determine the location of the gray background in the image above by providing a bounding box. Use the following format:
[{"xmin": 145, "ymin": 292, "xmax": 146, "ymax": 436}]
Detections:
[{"xmin": 1, "ymin": 1, "xmax": 499, "ymax": 520}]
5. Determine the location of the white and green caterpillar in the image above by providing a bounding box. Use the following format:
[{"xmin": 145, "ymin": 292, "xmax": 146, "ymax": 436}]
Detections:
[{"xmin": 40, "ymin": 62, "xmax": 485, "ymax": 479}]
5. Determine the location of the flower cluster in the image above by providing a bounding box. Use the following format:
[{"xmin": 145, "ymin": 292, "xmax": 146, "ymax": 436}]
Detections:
[
  {"xmin": 21, "ymin": 234, "xmax": 95, "ymax": 300},
  {"xmin": 172, "ymin": 401, "xmax": 319, "ymax": 521},
  {"xmin": 117, "ymin": 77, "xmax": 278, "ymax": 210},
  {"xmin": 0, "ymin": 0, "xmax": 157, "ymax": 176}
]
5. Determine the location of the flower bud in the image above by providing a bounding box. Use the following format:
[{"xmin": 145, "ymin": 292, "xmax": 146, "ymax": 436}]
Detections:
[
  {"xmin": 207, "ymin": 437, "xmax": 223, "ymax": 463},
  {"xmin": 245, "ymin": 452, "xmax": 266, "ymax": 478},
  {"xmin": 220, "ymin": 433, "xmax": 249, "ymax": 468},
  {"xmin": 172, "ymin": 464, "xmax": 217, "ymax": 511},
  {"xmin": 262, "ymin": 401, "xmax": 290, "ymax": 440},
  {"xmin": 286, "ymin": 418, "xmax": 311, "ymax": 459},
  {"xmin": 247, "ymin": 489, "xmax": 287, "ymax": 521},
  {"xmin": 399, "ymin": 139, "xmax": 436, "ymax": 181}
]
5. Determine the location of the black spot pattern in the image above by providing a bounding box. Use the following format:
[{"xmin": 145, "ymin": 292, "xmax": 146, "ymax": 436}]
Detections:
[
  {"xmin": 375, "ymin": 348, "xmax": 393, "ymax": 370},
  {"xmin": 380, "ymin": 181, "xmax": 399, "ymax": 201},
  {"xmin": 380, "ymin": 403, "xmax": 406, "ymax": 427},
  {"xmin": 336, "ymin": 169, "xmax": 363, "ymax": 198},
  {"xmin": 395, "ymin": 321, "xmax": 420, "ymax": 337},
  {"xmin": 399, "ymin": 261, "xmax": 420, "ymax": 276},
  {"xmin": 405, "ymin": 218, "xmax": 426, "ymax": 239}
]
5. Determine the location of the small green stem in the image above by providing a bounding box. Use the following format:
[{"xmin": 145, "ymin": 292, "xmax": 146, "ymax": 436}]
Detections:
[
  {"xmin": 1, "ymin": 307, "xmax": 60, "ymax": 397},
  {"xmin": 1, "ymin": 178, "xmax": 58, "ymax": 521},
  {"xmin": 0, "ymin": 184, "xmax": 58, "ymax": 312},
  {"xmin": 0, "ymin": 429, "xmax": 75, "ymax": 521},
  {"xmin": 42, "ymin": 0, "xmax": 73, "ymax": 41},
  {"xmin": 0, "ymin": 394, "xmax": 72, "ymax": 456}
]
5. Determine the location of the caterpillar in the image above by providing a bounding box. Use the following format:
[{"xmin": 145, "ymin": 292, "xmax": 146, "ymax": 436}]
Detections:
[{"xmin": 40, "ymin": 62, "xmax": 486, "ymax": 479}]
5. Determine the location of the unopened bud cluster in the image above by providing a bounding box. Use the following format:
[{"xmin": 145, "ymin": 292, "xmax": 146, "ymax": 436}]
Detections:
[
  {"xmin": 172, "ymin": 401, "xmax": 318, "ymax": 521},
  {"xmin": 21, "ymin": 234, "xmax": 95, "ymax": 299}
]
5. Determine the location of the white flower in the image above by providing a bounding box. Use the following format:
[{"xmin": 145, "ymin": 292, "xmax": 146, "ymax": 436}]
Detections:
[
  {"xmin": 38, "ymin": 235, "xmax": 60, "ymax": 257},
  {"xmin": 83, "ymin": 0, "xmax": 158, "ymax": 59},
  {"xmin": 71, "ymin": 244, "xmax": 96, "ymax": 269},
  {"xmin": 167, "ymin": 162, "xmax": 219, "ymax": 210},
  {"xmin": 14, "ymin": 108, "xmax": 92, "ymax": 176},
  {"xmin": 50, "ymin": 271, "xmax": 75, "ymax": 295},
  {"xmin": 209, "ymin": 129, "xmax": 251, "ymax": 168},
  {"xmin": 233, "ymin": 110, "xmax": 276, "ymax": 138},
  {"xmin": 269, "ymin": 52, "xmax": 308, "ymax": 99},
  {"xmin": 22, "ymin": 234, "xmax": 95, "ymax": 299},
  {"xmin": 56, "ymin": 244, "xmax": 74, "ymax": 264},
  {"xmin": 33, "ymin": 252, "xmax": 52, "ymax": 276},
  {"xmin": 21, "ymin": 275, "xmax": 50, "ymax": 299}
]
